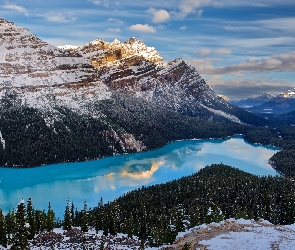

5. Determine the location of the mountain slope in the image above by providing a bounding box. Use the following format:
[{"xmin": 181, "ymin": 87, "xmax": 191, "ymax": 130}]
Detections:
[
  {"xmin": 0, "ymin": 18, "xmax": 269, "ymax": 167},
  {"xmin": 231, "ymin": 93, "xmax": 275, "ymax": 107},
  {"xmin": 78, "ymin": 38, "xmax": 257, "ymax": 124},
  {"xmin": 231, "ymin": 90, "xmax": 295, "ymax": 116}
]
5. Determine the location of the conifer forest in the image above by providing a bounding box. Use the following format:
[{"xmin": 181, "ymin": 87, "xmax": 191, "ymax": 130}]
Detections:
[{"xmin": 1, "ymin": 164, "xmax": 295, "ymax": 248}]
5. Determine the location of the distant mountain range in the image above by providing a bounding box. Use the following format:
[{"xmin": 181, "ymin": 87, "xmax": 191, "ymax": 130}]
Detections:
[
  {"xmin": 0, "ymin": 18, "xmax": 267, "ymax": 167},
  {"xmin": 231, "ymin": 90, "xmax": 295, "ymax": 116}
]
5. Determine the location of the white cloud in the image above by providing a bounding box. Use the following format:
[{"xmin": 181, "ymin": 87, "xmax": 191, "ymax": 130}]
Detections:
[
  {"xmin": 180, "ymin": 26, "xmax": 187, "ymax": 30},
  {"xmin": 2, "ymin": 3, "xmax": 28, "ymax": 16},
  {"xmin": 89, "ymin": 0, "xmax": 112, "ymax": 7},
  {"xmin": 197, "ymin": 9, "xmax": 203, "ymax": 17},
  {"xmin": 107, "ymin": 18, "xmax": 123, "ymax": 24},
  {"xmin": 179, "ymin": 0, "xmax": 212, "ymax": 17},
  {"xmin": 196, "ymin": 48, "xmax": 232, "ymax": 56},
  {"xmin": 107, "ymin": 28, "xmax": 121, "ymax": 33},
  {"xmin": 224, "ymin": 17, "xmax": 295, "ymax": 33},
  {"xmin": 129, "ymin": 24, "xmax": 156, "ymax": 33},
  {"xmin": 90, "ymin": 0, "xmax": 105, "ymax": 6},
  {"xmin": 147, "ymin": 8, "xmax": 170, "ymax": 23},
  {"xmin": 191, "ymin": 51, "xmax": 295, "ymax": 75},
  {"xmin": 209, "ymin": 77, "xmax": 294, "ymax": 100},
  {"xmin": 90, "ymin": 0, "xmax": 102, "ymax": 5},
  {"xmin": 45, "ymin": 12, "xmax": 76, "ymax": 23},
  {"xmin": 196, "ymin": 48, "xmax": 212, "ymax": 56},
  {"xmin": 214, "ymin": 49, "xmax": 232, "ymax": 55}
]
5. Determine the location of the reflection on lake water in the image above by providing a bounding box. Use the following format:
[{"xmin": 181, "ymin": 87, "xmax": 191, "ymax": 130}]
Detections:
[{"xmin": 0, "ymin": 136, "xmax": 279, "ymax": 217}]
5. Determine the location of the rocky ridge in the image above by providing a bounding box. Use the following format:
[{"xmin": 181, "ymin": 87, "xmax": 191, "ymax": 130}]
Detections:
[
  {"xmin": 0, "ymin": 18, "xmax": 244, "ymax": 123},
  {"xmin": 0, "ymin": 18, "xmax": 110, "ymax": 113},
  {"xmin": 0, "ymin": 18, "xmax": 266, "ymax": 167}
]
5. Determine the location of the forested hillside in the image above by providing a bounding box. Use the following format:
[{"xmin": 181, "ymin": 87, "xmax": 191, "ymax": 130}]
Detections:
[
  {"xmin": 1, "ymin": 164, "xmax": 295, "ymax": 248},
  {"xmin": 0, "ymin": 18, "xmax": 279, "ymax": 169},
  {"xmin": 0, "ymin": 93, "xmax": 265, "ymax": 168}
]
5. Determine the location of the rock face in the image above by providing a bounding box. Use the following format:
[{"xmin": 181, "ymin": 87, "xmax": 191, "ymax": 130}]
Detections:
[
  {"xmin": 0, "ymin": 18, "xmax": 242, "ymax": 122},
  {"xmin": 77, "ymin": 37, "xmax": 238, "ymax": 122},
  {"xmin": 0, "ymin": 18, "xmax": 266, "ymax": 167},
  {"xmin": 80, "ymin": 37, "xmax": 163, "ymax": 67},
  {"xmin": 0, "ymin": 18, "xmax": 110, "ymax": 114}
]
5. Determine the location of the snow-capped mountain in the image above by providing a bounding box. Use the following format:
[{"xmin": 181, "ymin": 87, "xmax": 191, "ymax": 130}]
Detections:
[
  {"xmin": 0, "ymin": 18, "xmax": 247, "ymax": 123},
  {"xmin": 67, "ymin": 37, "xmax": 245, "ymax": 122},
  {"xmin": 231, "ymin": 93, "xmax": 276, "ymax": 108},
  {"xmin": 232, "ymin": 90, "xmax": 295, "ymax": 115},
  {"xmin": 0, "ymin": 18, "xmax": 110, "ymax": 113},
  {"xmin": 0, "ymin": 18, "xmax": 266, "ymax": 167}
]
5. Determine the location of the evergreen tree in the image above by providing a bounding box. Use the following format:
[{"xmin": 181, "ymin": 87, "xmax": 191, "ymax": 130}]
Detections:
[
  {"xmin": 81, "ymin": 200, "xmax": 88, "ymax": 232},
  {"xmin": 5, "ymin": 209, "xmax": 17, "ymax": 244},
  {"xmin": 35, "ymin": 210, "xmax": 46, "ymax": 233},
  {"xmin": 26, "ymin": 198, "xmax": 36, "ymax": 240},
  {"xmin": 46, "ymin": 202, "xmax": 55, "ymax": 232},
  {"xmin": 11, "ymin": 199, "xmax": 29, "ymax": 249},
  {"xmin": 71, "ymin": 202, "xmax": 75, "ymax": 226},
  {"xmin": 127, "ymin": 213, "xmax": 134, "ymax": 238},
  {"xmin": 63, "ymin": 198, "xmax": 72, "ymax": 231},
  {"xmin": 94, "ymin": 207, "xmax": 102, "ymax": 234},
  {"xmin": 0, "ymin": 209, "xmax": 7, "ymax": 248}
]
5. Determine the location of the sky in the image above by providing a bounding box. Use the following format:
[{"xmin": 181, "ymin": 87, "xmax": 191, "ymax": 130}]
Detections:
[{"xmin": 0, "ymin": 0, "xmax": 295, "ymax": 100}]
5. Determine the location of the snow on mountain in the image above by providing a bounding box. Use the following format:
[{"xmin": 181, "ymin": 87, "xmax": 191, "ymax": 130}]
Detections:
[
  {"xmin": 0, "ymin": 18, "xmax": 246, "ymax": 125},
  {"xmin": 231, "ymin": 93, "xmax": 276, "ymax": 108},
  {"xmin": 1, "ymin": 218, "xmax": 294, "ymax": 249},
  {"xmin": 58, "ymin": 45, "xmax": 80, "ymax": 50},
  {"xmin": 0, "ymin": 18, "xmax": 273, "ymax": 167},
  {"xmin": 168, "ymin": 218, "xmax": 295, "ymax": 250},
  {"xmin": 78, "ymin": 37, "xmax": 163, "ymax": 67},
  {"xmin": 0, "ymin": 131, "xmax": 5, "ymax": 149},
  {"xmin": 0, "ymin": 18, "xmax": 111, "ymax": 115},
  {"xmin": 232, "ymin": 90, "xmax": 295, "ymax": 115}
]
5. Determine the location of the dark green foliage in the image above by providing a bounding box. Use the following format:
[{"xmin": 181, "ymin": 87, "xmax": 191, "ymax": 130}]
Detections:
[
  {"xmin": 0, "ymin": 106, "xmax": 119, "ymax": 167},
  {"xmin": 26, "ymin": 198, "xmax": 36, "ymax": 240},
  {"xmin": 5, "ymin": 209, "xmax": 16, "ymax": 244},
  {"xmin": 86, "ymin": 164, "xmax": 295, "ymax": 246},
  {"xmin": 46, "ymin": 202, "xmax": 55, "ymax": 232},
  {"xmin": 1, "ymin": 164, "xmax": 295, "ymax": 248},
  {"xmin": 0, "ymin": 93, "xmax": 263, "ymax": 168},
  {"xmin": 97, "ymin": 93, "xmax": 245, "ymax": 150},
  {"xmin": 264, "ymin": 126, "xmax": 295, "ymax": 176},
  {"xmin": 1, "ymin": 92, "xmax": 295, "ymax": 179},
  {"xmin": 0, "ymin": 209, "xmax": 7, "ymax": 248},
  {"xmin": 81, "ymin": 201, "xmax": 88, "ymax": 232},
  {"xmin": 34, "ymin": 209, "xmax": 46, "ymax": 233},
  {"xmin": 11, "ymin": 200, "xmax": 29, "ymax": 249},
  {"xmin": 63, "ymin": 198, "xmax": 72, "ymax": 231}
]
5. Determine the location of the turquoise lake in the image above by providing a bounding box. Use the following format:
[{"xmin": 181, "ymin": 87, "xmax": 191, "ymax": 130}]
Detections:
[{"xmin": 0, "ymin": 136, "xmax": 279, "ymax": 218}]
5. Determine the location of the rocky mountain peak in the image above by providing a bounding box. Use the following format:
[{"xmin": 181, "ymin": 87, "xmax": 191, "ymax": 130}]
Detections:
[
  {"xmin": 78, "ymin": 37, "xmax": 163, "ymax": 68},
  {"xmin": 0, "ymin": 18, "xmax": 50, "ymax": 51},
  {"xmin": 0, "ymin": 18, "xmax": 247, "ymax": 125},
  {"xmin": 0, "ymin": 18, "xmax": 109, "ymax": 113},
  {"xmin": 0, "ymin": 18, "xmax": 267, "ymax": 168}
]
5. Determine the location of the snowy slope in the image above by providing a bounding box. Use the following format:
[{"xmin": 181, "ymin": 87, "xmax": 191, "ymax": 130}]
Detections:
[
  {"xmin": 0, "ymin": 18, "xmax": 111, "ymax": 114},
  {"xmin": 0, "ymin": 18, "xmax": 244, "ymax": 124},
  {"xmin": 1, "ymin": 219, "xmax": 294, "ymax": 249},
  {"xmin": 167, "ymin": 218, "xmax": 295, "ymax": 250}
]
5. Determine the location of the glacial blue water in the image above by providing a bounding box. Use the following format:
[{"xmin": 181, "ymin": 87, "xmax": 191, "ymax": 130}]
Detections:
[{"xmin": 0, "ymin": 136, "xmax": 279, "ymax": 218}]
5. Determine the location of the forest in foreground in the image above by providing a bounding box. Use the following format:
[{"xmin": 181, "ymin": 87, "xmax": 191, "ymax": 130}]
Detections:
[{"xmin": 1, "ymin": 164, "xmax": 295, "ymax": 248}]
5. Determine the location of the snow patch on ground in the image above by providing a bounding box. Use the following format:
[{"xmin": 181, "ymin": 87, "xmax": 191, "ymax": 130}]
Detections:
[
  {"xmin": 200, "ymin": 104, "xmax": 243, "ymax": 124},
  {"xmin": 169, "ymin": 218, "xmax": 295, "ymax": 250},
  {"xmin": 0, "ymin": 131, "xmax": 5, "ymax": 149}
]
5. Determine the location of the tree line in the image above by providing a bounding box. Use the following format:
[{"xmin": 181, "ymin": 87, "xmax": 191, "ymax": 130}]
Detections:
[{"xmin": 1, "ymin": 164, "xmax": 295, "ymax": 248}]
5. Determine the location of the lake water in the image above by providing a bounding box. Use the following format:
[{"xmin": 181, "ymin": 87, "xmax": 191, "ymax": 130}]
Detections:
[{"xmin": 0, "ymin": 136, "xmax": 279, "ymax": 218}]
